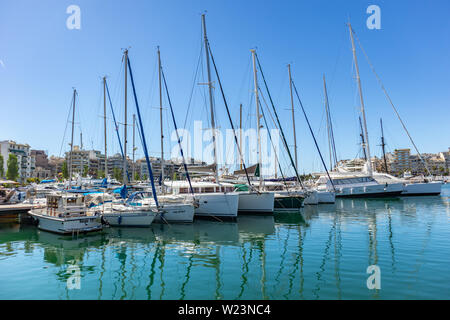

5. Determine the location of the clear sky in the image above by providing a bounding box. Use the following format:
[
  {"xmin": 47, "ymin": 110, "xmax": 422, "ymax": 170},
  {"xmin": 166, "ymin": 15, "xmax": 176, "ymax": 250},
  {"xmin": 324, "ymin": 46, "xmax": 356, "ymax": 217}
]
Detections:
[{"xmin": 1, "ymin": 0, "xmax": 449, "ymax": 174}]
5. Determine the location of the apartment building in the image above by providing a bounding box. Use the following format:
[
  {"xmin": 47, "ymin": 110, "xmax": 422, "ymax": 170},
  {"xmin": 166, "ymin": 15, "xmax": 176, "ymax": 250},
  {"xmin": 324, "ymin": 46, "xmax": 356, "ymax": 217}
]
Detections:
[{"xmin": 0, "ymin": 140, "xmax": 35, "ymax": 182}]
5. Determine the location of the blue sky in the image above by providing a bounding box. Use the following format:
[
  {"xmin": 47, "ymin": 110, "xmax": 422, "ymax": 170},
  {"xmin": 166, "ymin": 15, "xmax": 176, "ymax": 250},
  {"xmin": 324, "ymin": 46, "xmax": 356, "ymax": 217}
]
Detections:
[{"xmin": 1, "ymin": 0, "xmax": 449, "ymax": 174}]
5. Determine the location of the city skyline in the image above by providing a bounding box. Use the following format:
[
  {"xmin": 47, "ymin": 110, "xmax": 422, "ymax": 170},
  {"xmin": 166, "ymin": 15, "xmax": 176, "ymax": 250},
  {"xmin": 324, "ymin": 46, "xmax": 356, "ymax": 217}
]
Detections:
[{"xmin": 1, "ymin": 0, "xmax": 449, "ymax": 175}]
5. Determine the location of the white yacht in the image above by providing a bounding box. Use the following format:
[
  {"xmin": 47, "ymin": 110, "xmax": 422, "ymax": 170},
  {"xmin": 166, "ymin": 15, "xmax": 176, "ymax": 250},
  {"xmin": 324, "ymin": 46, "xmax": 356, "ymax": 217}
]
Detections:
[
  {"xmin": 96, "ymin": 202, "xmax": 157, "ymax": 227},
  {"xmin": 164, "ymin": 181, "xmax": 239, "ymax": 220},
  {"xmin": 137, "ymin": 195, "xmax": 195, "ymax": 224},
  {"xmin": 28, "ymin": 193, "xmax": 102, "ymax": 235},
  {"xmin": 317, "ymin": 173, "xmax": 404, "ymax": 198},
  {"xmin": 372, "ymin": 172, "xmax": 442, "ymax": 196}
]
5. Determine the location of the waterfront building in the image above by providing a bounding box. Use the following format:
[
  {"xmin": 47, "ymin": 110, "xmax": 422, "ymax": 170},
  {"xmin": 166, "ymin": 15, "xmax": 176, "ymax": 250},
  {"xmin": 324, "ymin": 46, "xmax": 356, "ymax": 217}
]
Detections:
[{"xmin": 0, "ymin": 140, "xmax": 35, "ymax": 182}]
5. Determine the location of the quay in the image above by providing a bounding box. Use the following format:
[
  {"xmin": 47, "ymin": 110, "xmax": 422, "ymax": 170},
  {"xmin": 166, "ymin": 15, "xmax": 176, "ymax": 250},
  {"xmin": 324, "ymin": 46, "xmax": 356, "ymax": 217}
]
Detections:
[{"xmin": 0, "ymin": 204, "xmax": 35, "ymax": 216}]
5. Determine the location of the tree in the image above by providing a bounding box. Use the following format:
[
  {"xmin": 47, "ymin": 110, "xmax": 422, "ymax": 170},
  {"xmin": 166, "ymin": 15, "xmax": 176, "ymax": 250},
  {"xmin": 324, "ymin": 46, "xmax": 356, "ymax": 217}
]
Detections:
[
  {"xmin": 83, "ymin": 165, "xmax": 88, "ymax": 177},
  {"xmin": 134, "ymin": 172, "xmax": 140, "ymax": 181},
  {"xmin": 62, "ymin": 161, "xmax": 69, "ymax": 179},
  {"xmin": 113, "ymin": 168, "xmax": 122, "ymax": 182},
  {"xmin": 6, "ymin": 154, "xmax": 19, "ymax": 181},
  {"xmin": 98, "ymin": 170, "xmax": 105, "ymax": 179},
  {"xmin": 0, "ymin": 154, "xmax": 4, "ymax": 177}
]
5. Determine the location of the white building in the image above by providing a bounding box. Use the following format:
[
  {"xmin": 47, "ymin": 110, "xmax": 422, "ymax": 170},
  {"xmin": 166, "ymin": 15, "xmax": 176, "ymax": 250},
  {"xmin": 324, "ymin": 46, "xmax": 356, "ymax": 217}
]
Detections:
[{"xmin": 0, "ymin": 140, "xmax": 35, "ymax": 182}]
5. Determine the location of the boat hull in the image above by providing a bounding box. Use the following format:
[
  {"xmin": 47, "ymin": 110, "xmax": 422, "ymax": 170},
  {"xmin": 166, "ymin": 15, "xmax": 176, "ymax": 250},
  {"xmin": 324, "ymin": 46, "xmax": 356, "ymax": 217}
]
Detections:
[
  {"xmin": 154, "ymin": 203, "xmax": 195, "ymax": 224},
  {"xmin": 304, "ymin": 190, "xmax": 319, "ymax": 205},
  {"xmin": 237, "ymin": 192, "xmax": 274, "ymax": 215},
  {"xmin": 28, "ymin": 210, "xmax": 102, "ymax": 235},
  {"xmin": 335, "ymin": 182, "xmax": 404, "ymax": 198},
  {"xmin": 274, "ymin": 195, "xmax": 304, "ymax": 211},
  {"xmin": 317, "ymin": 191, "xmax": 336, "ymax": 204},
  {"xmin": 192, "ymin": 193, "xmax": 240, "ymax": 220},
  {"xmin": 102, "ymin": 211, "xmax": 156, "ymax": 227},
  {"xmin": 401, "ymin": 182, "xmax": 442, "ymax": 196}
]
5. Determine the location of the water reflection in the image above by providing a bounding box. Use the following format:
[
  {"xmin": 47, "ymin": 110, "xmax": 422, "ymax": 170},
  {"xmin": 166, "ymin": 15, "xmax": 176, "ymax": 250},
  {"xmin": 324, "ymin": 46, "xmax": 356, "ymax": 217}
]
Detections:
[{"xmin": 0, "ymin": 188, "xmax": 449, "ymax": 299}]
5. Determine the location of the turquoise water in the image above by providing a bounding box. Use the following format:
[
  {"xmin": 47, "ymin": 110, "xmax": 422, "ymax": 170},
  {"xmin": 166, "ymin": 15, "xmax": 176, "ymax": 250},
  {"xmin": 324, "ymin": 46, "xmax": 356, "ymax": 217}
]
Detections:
[{"xmin": 0, "ymin": 185, "xmax": 449, "ymax": 300}]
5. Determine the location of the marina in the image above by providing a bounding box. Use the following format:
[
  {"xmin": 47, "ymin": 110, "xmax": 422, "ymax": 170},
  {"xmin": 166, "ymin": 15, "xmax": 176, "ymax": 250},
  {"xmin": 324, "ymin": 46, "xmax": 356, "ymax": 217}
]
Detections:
[
  {"xmin": 1, "ymin": 0, "xmax": 449, "ymax": 303},
  {"xmin": 0, "ymin": 185, "xmax": 449, "ymax": 300}
]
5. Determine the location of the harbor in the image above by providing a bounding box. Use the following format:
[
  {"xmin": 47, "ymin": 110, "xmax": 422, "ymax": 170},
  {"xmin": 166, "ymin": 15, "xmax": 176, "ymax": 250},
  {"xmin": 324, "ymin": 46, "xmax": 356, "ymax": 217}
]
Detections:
[
  {"xmin": 0, "ymin": 185, "xmax": 449, "ymax": 299},
  {"xmin": 1, "ymin": 1, "xmax": 449, "ymax": 303}
]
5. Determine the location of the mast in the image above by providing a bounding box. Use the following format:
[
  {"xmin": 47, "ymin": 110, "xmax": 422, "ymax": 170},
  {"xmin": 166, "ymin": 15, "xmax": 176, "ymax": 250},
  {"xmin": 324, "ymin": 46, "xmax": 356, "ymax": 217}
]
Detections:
[
  {"xmin": 380, "ymin": 118, "xmax": 389, "ymax": 174},
  {"xmin": 251, "ymin": 49, "xmax": 263, "ymax": 190},
  {"xmin": 288, "ymin": 64, "xmax": 298, "ymax": 170},
  {"xmin": 123, "ymin": 49, "xmax": 129, "ymax": 184},
  {"xmin": 239, "ymin": 103, "xmax": 243, "ymax": 171},
  {"xmin": 69, "ymin": 88, "xmax": 76, "ymax": 188},
  {"xmin": 323, "ymin": 75, "xmax": 333, "ymax": 169},
  {"xmin": 158, "ymin": 46, "xmax": 165, "ymax": 193},
  {"xmin": 359, "ymin": 116, "xmax": 368, "ymax": 161},
  {"xmin": 349, "ymin": 23, "xmax": 372, "ymax": 175},
  {"xmin": 103, "ymin": 77, "xmax": 108, "ymax": 177},
  {"xmin": 201, "ymin": 14, "xmax": 219, "ymax": 183},
  {"xmin": 132, "ymin": 114, "xmax": 136, "ymax": 181}
]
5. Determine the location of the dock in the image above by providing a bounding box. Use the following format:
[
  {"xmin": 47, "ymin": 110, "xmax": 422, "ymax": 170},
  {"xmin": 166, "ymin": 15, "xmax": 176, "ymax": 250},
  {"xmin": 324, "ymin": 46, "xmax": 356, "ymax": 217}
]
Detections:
[{"xmin": 0, "ymin": 204, "xmax": 35, "ymax": 216}]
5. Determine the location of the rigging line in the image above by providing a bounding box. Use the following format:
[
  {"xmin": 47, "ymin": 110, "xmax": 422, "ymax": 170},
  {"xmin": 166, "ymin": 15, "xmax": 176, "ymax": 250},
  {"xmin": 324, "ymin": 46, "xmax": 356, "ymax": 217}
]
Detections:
[
  {"xmin": 254, "ymin": 52, "xmax": 305, "ymax": 189},
  {"xmin": 127, "ymin": 55, "xmax": 160, "ymax": 207},
  {"xmin": 258, "ymin": 86, "xmax": 290, "ymax": 173},
  {"xmin": 258, "ymin": 88, "xmax": 290, "ymax": 191},
  {"xmin": 291, "ymin": 80, "xmax": 336, "ymax": 191},
  {"xmin": 183, "ymin": 28, "xmax": 204, "ymax": 130},
  {"xmin": 105, "ymin": 79, "xmax": 131, "ymax": 182},
  {"xmin": 207, "ymin": 43, "xmax": 254, "ymax": 190},
  {"xmin": 351, "ymin": 27, "xmax": 432, "ymax": 176},
  {"xmin": 160, "ymin": 65, "xmax": 196, "ymax": 196},
  {"xmin": 58, "ymin": 93, "xmax": 75, "ymax": 158}
]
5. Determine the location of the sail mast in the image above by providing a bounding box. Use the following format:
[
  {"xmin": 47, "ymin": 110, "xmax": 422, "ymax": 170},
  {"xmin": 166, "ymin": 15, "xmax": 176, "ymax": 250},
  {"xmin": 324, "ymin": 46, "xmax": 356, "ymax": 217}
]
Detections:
[
  {"xmin": 380, "ymin": 118, "xmax": 389, "ymax": 174},
  {"xmin": 251, "ymin": 49, "xmax": 263, "ymax": 190},
  {"xmin": 123, "ymin": 49, "xmax": 129, "ymax": 184},
  {"xmin": 132, "ymin": 114, "xmax": 136, "ymax": 181},
  {"xmin": 103, "ymin": 77, "xmax": 108, "ymax": 177},
  {"xmin": 349, "ymin": 23, "xmax": 372, "ymax": 175},
  {"xmin": 288, "ymin": 64, "xmax": 298, "ymax": 170},
  {"xmin": 239, "ymin": 103, "xmax": 243, "ymax": 171},
  {"xmin": 201, "ymin": 14, "xmax": 219, "ymax": 183},
  {"xmin": 323, "ymin": 75, "xmax": 333, "ymax": 169},
  {"xmin": 69, "ymin": 88, "xmax": 76, "ymax": 188},
  {"xmin": 158, "ymin": 46, "xmax": 165, "ymax": 193}
]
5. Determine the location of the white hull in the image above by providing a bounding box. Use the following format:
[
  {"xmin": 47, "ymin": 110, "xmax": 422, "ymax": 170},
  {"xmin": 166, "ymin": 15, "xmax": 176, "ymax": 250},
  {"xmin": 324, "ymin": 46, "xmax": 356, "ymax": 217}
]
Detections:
[
  {"xmin": 402, "ymin": 182, "xmax": 442, "ymax": 196},
  {"xmin": 237, "ymin": 192, "xmax": 274, "ymax": 214},
  {"xmin": 317, "ymin": 191, "xmax": 336, "ymax": 204},
  {"xmin": 29, "ymin": 210, "xmax": 102, "ymax": 235},
  {"xmin": 191, "ymin": 193, "xmax": 239, "ymax": 219},
  {"xmin": 102, "ymin": 210, "xmax": 156, "ymax": 227},
  {"xmin": 304, "ymin": 190, "xmax": 319, "ymax": 205},
  {"xmin": 335, "ymin": 182, "xmax": 403, "ymax": 198},
  {"xmin": 154, "ymin": 203, "xmax": 195, "ymax": 224}
]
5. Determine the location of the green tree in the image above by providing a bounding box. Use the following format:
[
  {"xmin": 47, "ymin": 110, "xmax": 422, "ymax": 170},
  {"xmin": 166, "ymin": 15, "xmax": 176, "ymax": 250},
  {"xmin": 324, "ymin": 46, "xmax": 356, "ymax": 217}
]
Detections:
[
  {"xmin": 6, "ymin": 154, "xmax": 19, "ymax": 181},
  {"xmin": 62, "ymin": 161, "xmax": 69, "ymax": 179},
  {"xmin": 134, "ymin": 171, "xmax": 140, "ymax": 181},
  {"xmin": 113, "ymin": 168, "xmax": 122, "ymax": 182},
  {"xmin": 98, "ymin": 170, "xmax": 105, "ymax": 179},
  {"xmin": 83, "ymin": 165, "xmax": 89, "ymax": 177},
  {"xmin": 0, "ymin": 154, "xmax": 4, "ymax": 177}
]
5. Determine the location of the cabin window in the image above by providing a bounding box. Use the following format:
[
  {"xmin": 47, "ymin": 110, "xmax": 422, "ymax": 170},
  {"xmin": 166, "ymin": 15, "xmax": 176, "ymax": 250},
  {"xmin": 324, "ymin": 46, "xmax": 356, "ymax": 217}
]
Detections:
[
  {"xmin": 67, "ymin": 198, "xmax": 77, "ymax": 205},
  {"xmin": 180, "ymin": 188, "xmax": 188, "ymax": 194},
  {"xmin": 204, "ymin": 187, "xmax": 215, "ymax": 193}
]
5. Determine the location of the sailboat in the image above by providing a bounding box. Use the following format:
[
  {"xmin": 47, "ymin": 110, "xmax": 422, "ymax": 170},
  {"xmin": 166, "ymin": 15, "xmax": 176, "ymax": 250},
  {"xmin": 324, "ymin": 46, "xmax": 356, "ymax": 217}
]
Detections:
[
  {"xmin": 135, "ymin": 46, "xmax": 196, "ymax": 223},
  {"xmin": 160, "ymin": 14, "xmax": 240, "ymax": 221},
  {"xmin": 231, "ymin": 49, "xmax": 275, "ymax": 215},
  {"xmin": 316, "ymin": 23, "xmax": 404, "ymax": 198},
  {"xmin": 96, "ymin": 50, "xmax": 157, "ymax": 227},
  {"xmin": 29, "ymin": 89, "xmax": 103, "ymax": 234}
]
